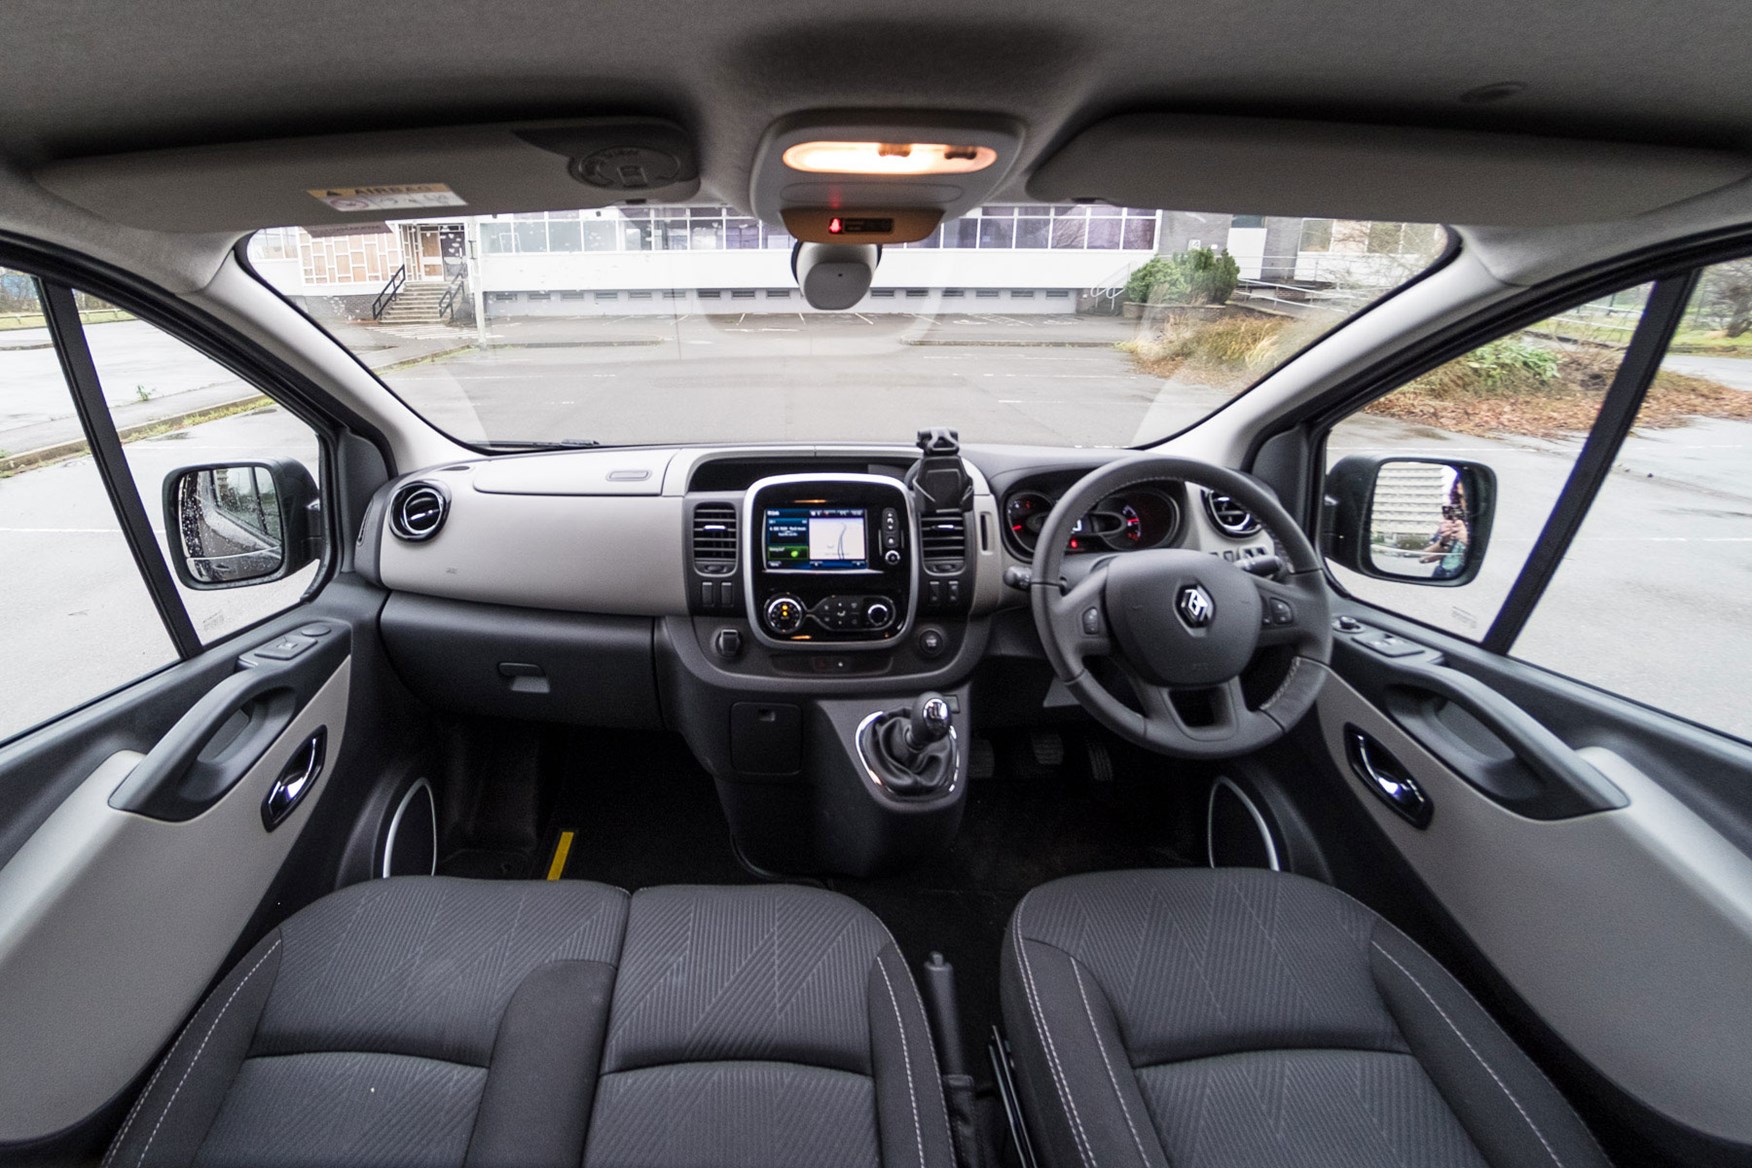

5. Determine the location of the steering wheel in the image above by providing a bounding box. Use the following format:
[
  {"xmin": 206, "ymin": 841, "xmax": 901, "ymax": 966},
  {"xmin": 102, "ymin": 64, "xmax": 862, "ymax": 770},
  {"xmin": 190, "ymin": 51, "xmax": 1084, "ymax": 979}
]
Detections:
[{"xmin": 1029, "ymin": 456, "xmax": 1333, "ymax": 759}]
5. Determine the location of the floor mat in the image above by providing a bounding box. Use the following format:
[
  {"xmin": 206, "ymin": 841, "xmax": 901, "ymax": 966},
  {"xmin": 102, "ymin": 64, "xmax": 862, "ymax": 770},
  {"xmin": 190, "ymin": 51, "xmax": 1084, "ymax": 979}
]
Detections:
[{"xmin": 521, "ymin": 727, "xmax": 1194, "ymax": 1062}]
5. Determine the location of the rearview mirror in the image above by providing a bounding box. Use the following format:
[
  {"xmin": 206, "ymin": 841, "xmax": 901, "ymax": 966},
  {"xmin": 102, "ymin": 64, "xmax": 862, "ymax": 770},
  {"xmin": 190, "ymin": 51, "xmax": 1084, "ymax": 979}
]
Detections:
[
  {"xmin": 1323, "ymin": 456, "xmax": 1495, "ymax": 586},
  {"xmin": 163, "ymin": 459, "xmax": 320, "ymax": 589}
]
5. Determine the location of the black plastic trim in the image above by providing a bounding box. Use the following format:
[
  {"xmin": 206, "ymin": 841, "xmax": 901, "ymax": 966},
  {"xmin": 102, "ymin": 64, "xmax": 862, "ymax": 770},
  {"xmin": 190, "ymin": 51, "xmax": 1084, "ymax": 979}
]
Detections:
[
  {"xmin": 1481, "ymin": 272, "xmax": 1699, "ymax": 650},
  {"xmin": 39, "ymin": 279, "xmax": 202, "ymax": 657}
]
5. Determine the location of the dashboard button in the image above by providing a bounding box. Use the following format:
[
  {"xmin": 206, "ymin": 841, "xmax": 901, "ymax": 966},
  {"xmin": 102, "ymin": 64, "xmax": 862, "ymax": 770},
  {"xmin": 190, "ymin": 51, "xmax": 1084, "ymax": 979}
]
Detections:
[
  {"xmin": 764, "ymin": 595, "xmax": 805, "ymax": 635},
  {"xmin": 917, "ymin": 627, "xmax": 947, "ymax": 658},
  {"xmin": 865, "ymin": 600, "xmax": 893, "ymax": 629},
  {"xmin": 883, "ymin": 549, "xmax": 902, "ymax": 566}
]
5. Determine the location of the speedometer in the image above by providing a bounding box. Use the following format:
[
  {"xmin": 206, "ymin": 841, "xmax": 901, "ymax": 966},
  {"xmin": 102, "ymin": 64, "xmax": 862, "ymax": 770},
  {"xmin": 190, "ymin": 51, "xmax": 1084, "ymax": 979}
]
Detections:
[{"xmin": 1004, "ymin": 491, "xmax": 1051, "ymax": 553}]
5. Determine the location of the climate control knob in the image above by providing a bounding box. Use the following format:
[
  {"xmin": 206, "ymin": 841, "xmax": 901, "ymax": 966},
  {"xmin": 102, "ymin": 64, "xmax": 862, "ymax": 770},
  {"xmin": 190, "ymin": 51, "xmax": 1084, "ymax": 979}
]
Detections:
[
  {"xmin": 864, "ymin": 600, "xmax": 893, "ymax": 629},
  {"xmin": 764, "ymin": 595, "xmax": 806, "ymax": 635}
]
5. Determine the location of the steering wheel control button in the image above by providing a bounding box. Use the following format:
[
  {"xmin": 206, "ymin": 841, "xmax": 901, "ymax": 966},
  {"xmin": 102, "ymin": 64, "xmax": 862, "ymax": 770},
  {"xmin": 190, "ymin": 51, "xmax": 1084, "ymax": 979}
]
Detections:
[
  {"xmin": 1081, "ymin": 606, "xmax": 1103, "ymax": 636},
  {"xmin": 1265, "ymin": 598, "xmax": 1294, "ymax": 626},
  {"xmin": 917, "ymin": 627, "xmax": 947, "ymax": 658},
  {"xmin": 764, "ymin": 595, "xmax": 806, "ymax": 634},
  {"xmin": 1176, "ymin": 584, "xmax": 1215, "ymax": 630}
]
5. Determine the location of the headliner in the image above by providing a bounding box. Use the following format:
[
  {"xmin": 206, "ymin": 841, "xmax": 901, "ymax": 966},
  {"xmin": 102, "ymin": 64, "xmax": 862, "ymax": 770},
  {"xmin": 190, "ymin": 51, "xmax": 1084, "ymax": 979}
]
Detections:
[{"xmin": 6, "ymin": 0, "xmax": 1752, "ymax": 209}]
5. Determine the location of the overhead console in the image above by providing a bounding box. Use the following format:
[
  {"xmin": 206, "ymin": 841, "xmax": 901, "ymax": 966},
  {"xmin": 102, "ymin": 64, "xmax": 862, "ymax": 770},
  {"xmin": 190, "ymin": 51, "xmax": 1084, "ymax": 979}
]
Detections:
[{"xmin": 746, "ymin": 474, "xmax": 917, "ymax": 646}]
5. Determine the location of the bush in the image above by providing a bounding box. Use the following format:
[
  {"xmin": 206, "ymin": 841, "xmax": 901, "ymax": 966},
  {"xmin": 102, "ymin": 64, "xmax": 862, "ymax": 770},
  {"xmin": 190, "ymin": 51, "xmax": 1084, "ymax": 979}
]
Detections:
[
  {"xmin": 1409, "ymin": 336, "xmax": 1562, "ymax": 399},
  {"xmin": 1125, "ymin": 248, "xmax": 1241, "ymax": 306}
]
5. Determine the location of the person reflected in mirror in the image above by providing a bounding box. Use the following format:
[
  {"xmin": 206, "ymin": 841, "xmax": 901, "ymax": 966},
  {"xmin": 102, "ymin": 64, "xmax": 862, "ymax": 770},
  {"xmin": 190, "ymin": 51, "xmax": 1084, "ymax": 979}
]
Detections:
[{"xmin": 1419, "ymin": 479, "xmax": 1471, "ymax": 580}]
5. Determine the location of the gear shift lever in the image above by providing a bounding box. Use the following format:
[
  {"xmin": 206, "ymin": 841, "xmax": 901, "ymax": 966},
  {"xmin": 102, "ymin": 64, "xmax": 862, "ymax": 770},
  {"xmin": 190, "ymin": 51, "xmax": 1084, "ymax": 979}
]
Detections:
[
  {"xmin": 908, "ymin": 694, "xmax": 952, "ymax": 751},
  {"xmin": 859, "ymin": 692, "xmax": 958, "ymax": 796}
]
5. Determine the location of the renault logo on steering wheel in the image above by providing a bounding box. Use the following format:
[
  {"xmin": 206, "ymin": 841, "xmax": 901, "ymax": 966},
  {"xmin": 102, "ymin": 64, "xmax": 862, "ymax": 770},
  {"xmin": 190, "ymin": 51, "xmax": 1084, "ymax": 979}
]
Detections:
[{"xmin": 1176, "ymin": 584, "xmax": 1215, "ymax": 629}]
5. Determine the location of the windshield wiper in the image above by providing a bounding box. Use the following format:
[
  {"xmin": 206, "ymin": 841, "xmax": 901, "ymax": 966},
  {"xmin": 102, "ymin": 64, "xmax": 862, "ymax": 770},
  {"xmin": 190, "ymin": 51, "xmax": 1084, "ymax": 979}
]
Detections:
[{"xmin": 474, "ymin": 438, "xmax": 602, "ymax": 451}]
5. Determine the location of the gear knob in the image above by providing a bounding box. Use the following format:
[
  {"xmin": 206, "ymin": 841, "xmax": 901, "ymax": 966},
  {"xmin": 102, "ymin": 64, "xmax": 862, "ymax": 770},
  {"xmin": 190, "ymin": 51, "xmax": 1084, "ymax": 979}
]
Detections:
[{"xmin": 908, "ymin": 693, "xmax": 952, "ymax": 748}]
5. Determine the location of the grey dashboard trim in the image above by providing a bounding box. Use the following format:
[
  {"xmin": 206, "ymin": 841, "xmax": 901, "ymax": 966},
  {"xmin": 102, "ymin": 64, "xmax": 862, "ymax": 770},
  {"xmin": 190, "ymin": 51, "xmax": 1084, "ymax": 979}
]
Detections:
[
  {"xmin": 376, "ymin": 462, "xmax": 689, "ymax": 615},
  {"xmin": 1316, "ymin": 673, "xmax": 1752, "ymax": 1143},
  {"xmin": 0, "ymin": 658, "xmax": 351, "ymax": 1141}
]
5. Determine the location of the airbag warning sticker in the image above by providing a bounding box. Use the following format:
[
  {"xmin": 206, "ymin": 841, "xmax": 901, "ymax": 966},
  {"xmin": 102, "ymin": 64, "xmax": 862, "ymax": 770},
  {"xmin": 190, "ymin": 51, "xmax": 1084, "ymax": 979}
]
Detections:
[{"xmin": 307, "ymin": 184, "xmax": 467, "ymax": 212}]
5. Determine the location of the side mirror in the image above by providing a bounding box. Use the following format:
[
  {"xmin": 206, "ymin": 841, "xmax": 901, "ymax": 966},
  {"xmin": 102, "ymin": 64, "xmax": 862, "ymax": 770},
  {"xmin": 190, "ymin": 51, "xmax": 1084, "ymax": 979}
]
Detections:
[
  {"xmin": 1323, "ymin": 455, "xmax": 1496, "ymax": 586},
  {"xmin": 162, "ymin": 459, "xmax": 321, "ymax": 590}
]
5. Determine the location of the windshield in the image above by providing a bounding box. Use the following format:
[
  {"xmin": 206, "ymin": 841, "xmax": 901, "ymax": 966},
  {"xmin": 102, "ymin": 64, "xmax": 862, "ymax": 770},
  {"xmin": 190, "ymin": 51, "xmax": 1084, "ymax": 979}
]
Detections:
[{"xmin": 249, "ymin": 207, "xmax": 1445, "ymax": 448}]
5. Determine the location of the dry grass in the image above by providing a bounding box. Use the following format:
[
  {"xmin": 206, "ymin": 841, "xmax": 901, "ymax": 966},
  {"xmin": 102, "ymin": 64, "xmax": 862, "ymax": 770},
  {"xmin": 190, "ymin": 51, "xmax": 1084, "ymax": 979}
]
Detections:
[
  {"xmin": 1119, "ymin": 310, "xmax": 1752, "ymax": 438},
  {"xmin": 1117, "ymin": 311, "xmax": 1322, "ymax": 387},
  {"xmin": 1365, "ymin": 346, "xmax": 1752, "ymax": 438}
]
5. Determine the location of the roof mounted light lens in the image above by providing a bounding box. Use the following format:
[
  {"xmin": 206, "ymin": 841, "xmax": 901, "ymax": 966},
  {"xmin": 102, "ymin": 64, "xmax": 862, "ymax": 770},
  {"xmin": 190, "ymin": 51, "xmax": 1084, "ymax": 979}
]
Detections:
[{"xmin": 781, "ymin": 141, "xmax": 998, "ymax": 176}]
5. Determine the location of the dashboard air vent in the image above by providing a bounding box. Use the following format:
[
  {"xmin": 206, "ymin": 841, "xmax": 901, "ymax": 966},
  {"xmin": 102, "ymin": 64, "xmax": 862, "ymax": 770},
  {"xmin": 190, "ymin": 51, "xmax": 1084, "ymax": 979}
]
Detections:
[
  {"xmin": 1203, "ymin": 491, "xmax": 1261, "ymax": 538},
  {"xmin": 389, "ymin": 482, "xmax": 448, "ymax": 542},
  {"xmin": 692, "ymin": 503, "xmax": 738, "ymax": 575},
  {"xmin": 920, "ymin": 512, "xmax": 968, "ymax": 572}
]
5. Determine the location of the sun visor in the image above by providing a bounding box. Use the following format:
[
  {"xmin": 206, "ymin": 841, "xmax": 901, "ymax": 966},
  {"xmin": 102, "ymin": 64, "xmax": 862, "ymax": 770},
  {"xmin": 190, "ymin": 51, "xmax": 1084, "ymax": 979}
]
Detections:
[
  {"xmin": 32, "ymin": 118, "xmax": 700, "ymax": 233},
  {"xmin": 1027, "ymin": 114, "xmax": 1752, "ymax": 226}
]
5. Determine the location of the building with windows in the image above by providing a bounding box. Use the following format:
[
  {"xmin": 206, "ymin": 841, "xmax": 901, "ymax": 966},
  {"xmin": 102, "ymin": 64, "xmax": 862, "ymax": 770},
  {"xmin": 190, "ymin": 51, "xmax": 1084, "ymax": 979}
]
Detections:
[{"xmin": 249, "ymin": 205, "xmax": 1442, "ymax": 319}]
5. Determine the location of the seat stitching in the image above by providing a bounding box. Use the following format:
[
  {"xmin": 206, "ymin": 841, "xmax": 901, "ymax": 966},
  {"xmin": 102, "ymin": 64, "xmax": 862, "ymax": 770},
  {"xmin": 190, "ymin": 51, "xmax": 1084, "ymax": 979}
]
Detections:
[
  {"xmin": 867, "ymin": 917, "xmax": 955, "ymax": 1160},
  {"xmin": 134, "ymin": 938, "xmax": 282, "ymax": 1168},
  {"xmin": 1070, "ymin": 960, "xmax": 1152, "ymax": 1168},
  {"xmin": 875, "ymin": 952, "xmax": 927, "ymax": 1168},
  {"xmin": 1013, "ymin": 892, "xmax": 1095, "ymax": 1168},
  {"xmin": 1372, "ymin": 942, "xmax": 1565, "ymax": 1168},
  {"xmin": 102, "ymin": 932, "xmax": 277, "ymax": 1168}
]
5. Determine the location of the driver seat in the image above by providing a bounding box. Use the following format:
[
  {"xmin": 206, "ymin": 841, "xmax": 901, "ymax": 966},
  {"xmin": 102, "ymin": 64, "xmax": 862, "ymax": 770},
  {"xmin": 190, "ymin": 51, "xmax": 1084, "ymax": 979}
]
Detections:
[{"xmin": 1000, "ymin": 868, "xmax": 1609, "ymax": 1168}]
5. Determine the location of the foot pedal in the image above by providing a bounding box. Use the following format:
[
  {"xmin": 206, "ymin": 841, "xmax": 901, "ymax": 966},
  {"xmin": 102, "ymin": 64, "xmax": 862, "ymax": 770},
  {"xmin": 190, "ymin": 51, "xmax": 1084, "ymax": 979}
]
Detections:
[
  {"xmin": 1028, "ymin": 731, "xmax": 1065, "ymax": 770},
  {"xmin": 969, "ymin": 737, "xmax": 997, "ymax": 781},
  {"xmin": 1083, "ymin": 736, "xmax": 1114, "ymax": 784}
]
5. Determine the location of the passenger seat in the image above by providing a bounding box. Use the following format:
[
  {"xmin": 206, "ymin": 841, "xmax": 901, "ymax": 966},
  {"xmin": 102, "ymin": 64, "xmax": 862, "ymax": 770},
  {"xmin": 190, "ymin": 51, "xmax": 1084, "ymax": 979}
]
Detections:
[{"xmin": 105, "ymin": 878, "xmax": 954, "ymax": 1168}]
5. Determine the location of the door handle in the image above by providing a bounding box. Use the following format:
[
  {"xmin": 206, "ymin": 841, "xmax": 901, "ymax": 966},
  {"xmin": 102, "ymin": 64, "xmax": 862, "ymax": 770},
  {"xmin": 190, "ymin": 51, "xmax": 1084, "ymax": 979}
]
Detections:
[
  {"xmin": 262, "ymin": 728, "xmax": 326, "ymax": 830},
  {"xmin": 1346, "ymin": 726, "xmax": 1432, "ymax": 828}
]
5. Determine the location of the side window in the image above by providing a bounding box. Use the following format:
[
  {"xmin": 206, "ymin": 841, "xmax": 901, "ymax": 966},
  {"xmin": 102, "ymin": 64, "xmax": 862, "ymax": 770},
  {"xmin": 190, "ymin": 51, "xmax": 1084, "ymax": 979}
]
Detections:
[
  {"xmin": 1324, "ymin": 284, "xmax": 1655, "ymax": 640},
  {"xmin": 75, "ymin": 291, "xmax": 326, "ymax": 644},
  {"xmin": 1515, "ymin": 257, "xmax": 1752, "ymax": 739},
  {"xmin": 0, "ymin": 270, "xmax": 179, "ymax": 739}
]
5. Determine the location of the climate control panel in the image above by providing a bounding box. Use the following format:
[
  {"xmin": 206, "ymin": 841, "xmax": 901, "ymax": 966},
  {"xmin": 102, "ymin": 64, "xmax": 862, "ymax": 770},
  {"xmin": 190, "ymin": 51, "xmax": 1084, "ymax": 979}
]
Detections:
[{"xmin": 764, "ymin": 593, "xmax": 895, "ymax": 635}]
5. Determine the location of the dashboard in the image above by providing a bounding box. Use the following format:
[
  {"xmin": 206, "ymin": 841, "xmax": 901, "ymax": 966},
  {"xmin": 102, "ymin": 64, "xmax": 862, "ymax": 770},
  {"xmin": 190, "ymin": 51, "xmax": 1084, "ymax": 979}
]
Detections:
[{"xmin": 362, "ymin": 442, "xmax": 1276, "ymax": 687}]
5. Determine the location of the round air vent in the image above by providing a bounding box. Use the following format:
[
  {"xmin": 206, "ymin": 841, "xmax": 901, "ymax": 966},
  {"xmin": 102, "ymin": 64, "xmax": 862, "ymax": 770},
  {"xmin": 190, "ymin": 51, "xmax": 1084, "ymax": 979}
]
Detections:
[
  {"xmin": 390, "ymin": 482, "xmax": 449, "ymax": 542},
  {"xmin": 1203, "ymin": 491, "xmax": 1261, "ymax": 538}
]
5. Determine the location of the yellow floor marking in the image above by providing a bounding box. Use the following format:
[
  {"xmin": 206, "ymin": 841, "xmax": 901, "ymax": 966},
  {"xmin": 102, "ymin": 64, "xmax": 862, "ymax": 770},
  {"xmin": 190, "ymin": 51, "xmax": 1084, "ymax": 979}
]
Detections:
[{"xmin": 546, "ymin": 830, "xmax": 575, "ymax": 881}]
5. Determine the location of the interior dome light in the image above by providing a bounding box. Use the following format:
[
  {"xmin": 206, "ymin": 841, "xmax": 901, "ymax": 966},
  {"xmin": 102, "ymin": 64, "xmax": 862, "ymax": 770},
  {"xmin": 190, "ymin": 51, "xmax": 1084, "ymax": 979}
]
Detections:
[{"xmin": 781, "ymin": 141, "xmax": 999, "ymax": 176}]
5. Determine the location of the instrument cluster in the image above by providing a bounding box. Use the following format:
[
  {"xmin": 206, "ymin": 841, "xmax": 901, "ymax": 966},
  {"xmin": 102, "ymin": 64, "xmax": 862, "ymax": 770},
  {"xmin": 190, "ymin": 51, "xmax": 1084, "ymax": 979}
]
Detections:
[{"xmin": 1003, "ymin": 483, "xmax": 1183, "ymax": 558}]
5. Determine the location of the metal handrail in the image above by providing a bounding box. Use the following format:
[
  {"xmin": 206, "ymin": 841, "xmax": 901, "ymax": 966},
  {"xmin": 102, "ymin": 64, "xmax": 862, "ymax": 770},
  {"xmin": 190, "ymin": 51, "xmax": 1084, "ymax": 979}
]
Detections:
[
  {"xmin": 371, "ymin": 264, "xmax": 407, "ymax": 320},
  {"xmin": 437, "ymin": 269, "xmax": 466, "ymax": 323}
]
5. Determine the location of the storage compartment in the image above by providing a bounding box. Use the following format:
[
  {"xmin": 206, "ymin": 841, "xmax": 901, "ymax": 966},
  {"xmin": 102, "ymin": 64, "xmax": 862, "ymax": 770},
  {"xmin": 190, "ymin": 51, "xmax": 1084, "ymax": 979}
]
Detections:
[
  {"xmin": 729, "ymin": 702, "xmax": 802, "ymax": 775},
  {"xmin": 381, "ymin": 593, "xmax": 659, "ymax": 727}
]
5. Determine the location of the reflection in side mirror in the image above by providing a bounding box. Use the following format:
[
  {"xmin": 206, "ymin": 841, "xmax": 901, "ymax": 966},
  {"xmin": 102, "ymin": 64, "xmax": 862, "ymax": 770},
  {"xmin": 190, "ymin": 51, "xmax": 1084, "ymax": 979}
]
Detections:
[
  {"xmin": 163, "ymin": 459, "xmax": 320, "ymax": 590},
  {"xmin": 1323, "ymin": 455, "xmax": 1496, "ymax": 587}
]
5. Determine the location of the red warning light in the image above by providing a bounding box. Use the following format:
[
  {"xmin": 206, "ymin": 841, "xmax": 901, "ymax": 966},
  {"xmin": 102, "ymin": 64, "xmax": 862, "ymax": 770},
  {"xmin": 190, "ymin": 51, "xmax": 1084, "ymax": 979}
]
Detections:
[{"xmin": 828, "ymin": 217, "xmax": 844, "ymax": 234}]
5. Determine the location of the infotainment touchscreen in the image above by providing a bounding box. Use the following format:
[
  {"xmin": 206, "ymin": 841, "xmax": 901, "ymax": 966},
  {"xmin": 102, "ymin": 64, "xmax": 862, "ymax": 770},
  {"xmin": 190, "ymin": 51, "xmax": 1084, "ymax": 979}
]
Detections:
[{"xmin": 764, "ymin": 507, "xmax": 869, "ymax": 570}]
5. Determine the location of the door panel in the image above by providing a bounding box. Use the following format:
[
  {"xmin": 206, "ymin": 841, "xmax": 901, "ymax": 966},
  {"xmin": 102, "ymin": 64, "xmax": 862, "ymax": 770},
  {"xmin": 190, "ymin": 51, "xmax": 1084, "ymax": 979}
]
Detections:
[
  {"xmin": 0, "ymin": 651, "xmax": 349, "ymax": 1140},
  {"xmin": 1317, "ymin": 626, "xmax": 1752, "ymax": 1144}
]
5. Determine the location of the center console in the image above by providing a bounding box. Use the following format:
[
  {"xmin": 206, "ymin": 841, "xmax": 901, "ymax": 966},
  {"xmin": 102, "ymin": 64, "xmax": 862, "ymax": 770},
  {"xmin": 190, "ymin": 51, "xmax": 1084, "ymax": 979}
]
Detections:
[{"xmin": 744, "ymin": 474, "xmax": 917, "ymax": 648}]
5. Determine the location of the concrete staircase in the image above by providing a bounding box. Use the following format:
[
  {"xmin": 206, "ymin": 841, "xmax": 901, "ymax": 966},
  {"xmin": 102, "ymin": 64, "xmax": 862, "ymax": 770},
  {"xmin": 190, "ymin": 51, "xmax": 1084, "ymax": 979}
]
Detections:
[{"xmin": 377, "ymin": 282, "xmax": 454, "ymax": 325}]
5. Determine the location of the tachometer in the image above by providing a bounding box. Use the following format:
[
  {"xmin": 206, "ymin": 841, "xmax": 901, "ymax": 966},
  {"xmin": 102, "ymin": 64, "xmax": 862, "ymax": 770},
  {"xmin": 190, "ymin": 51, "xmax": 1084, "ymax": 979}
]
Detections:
[{"xmin": 1102, "ymin": 488, "xmax": 1181, "ymax": 551}]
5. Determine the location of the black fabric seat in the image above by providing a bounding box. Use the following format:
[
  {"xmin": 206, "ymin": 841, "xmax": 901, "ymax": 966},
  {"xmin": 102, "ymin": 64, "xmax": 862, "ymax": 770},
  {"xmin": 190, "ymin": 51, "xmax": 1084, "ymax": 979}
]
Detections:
[
  {"xmin": 105, "ymin": 877, "xmax": 954, "ymax": 1168},
  {"xmin": 1000, "ymin": 868, "xmax": 1610, "ymax": 1168}
]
